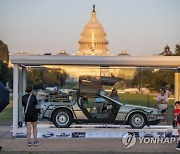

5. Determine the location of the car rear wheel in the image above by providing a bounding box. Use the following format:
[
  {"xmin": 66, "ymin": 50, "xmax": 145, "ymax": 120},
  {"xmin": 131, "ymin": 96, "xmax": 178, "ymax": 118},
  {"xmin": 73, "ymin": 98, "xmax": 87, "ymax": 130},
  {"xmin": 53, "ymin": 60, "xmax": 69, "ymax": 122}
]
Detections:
[
  {"xmin": 128, "ymin": 112, "xmax": 146, "ymax": 129},
  {"xmin": 52, "ymin": 109, "xmax": 73, "ymax": 128}
]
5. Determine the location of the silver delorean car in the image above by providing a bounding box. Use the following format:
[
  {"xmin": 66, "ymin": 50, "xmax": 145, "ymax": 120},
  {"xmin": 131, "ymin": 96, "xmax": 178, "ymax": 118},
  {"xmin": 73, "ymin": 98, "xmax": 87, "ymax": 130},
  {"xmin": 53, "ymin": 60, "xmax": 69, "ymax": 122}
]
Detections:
[{"xmin": 37, "ymin": 76, "xmax": 164, "ymax": 129}]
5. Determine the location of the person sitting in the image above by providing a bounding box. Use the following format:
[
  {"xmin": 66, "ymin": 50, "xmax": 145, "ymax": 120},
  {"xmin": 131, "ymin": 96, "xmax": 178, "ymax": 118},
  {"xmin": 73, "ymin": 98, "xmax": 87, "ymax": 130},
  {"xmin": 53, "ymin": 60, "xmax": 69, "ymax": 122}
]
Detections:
[
  {"xmin": 108, "ymin": 89, "xmax": 120, "ymax": 119},
  {"xmin": 95, "ymin": 86, "xmax": 106, "ymax": 113}
]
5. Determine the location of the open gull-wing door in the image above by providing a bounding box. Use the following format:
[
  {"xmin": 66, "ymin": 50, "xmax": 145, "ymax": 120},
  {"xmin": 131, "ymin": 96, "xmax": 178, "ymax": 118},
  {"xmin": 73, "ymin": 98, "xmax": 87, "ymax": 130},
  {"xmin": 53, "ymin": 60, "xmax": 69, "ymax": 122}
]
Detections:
[
  {"xmin": 0, "ymin": 81, "xmax": 10, "ymax": 112},
  {"xmin": 79, "ymin": 75, "xmax": 122, "ymax": 95}
]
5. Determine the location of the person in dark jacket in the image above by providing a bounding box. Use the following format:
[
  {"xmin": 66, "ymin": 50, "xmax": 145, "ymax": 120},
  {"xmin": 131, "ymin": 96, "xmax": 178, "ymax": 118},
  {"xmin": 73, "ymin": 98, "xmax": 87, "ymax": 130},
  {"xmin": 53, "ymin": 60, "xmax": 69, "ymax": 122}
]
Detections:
[
  {"xmin": 22, "ymin": 85, "xmax": 39, "ymax": 146},
  {"xmin": 109, "ymin": 88, "xmax": 120, "ymax": 102}
]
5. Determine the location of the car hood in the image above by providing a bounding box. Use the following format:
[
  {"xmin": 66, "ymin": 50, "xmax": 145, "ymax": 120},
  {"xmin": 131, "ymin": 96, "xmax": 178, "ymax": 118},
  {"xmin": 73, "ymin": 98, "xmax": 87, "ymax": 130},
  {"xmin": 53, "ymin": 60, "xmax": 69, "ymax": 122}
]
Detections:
[
  {"xmin": 122, "ymin": 103, "xmax": 157, "ymax": 112},
  {"xmin": 101, "ymin": 94, "xmax": 159, "ymax": 113}
]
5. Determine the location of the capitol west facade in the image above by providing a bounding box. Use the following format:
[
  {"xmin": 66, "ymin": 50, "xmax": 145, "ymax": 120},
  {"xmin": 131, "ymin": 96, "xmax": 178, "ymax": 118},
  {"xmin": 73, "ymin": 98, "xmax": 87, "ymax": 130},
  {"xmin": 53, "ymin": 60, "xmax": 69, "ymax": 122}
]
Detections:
[{"xmin": 77, "ymin": 5, "xmax": 110, "ymax": 56}]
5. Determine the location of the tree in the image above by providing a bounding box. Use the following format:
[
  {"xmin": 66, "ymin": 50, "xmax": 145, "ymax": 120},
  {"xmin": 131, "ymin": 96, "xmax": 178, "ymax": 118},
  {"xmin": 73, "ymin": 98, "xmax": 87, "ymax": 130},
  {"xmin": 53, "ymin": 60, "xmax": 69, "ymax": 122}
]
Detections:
[
  {"xmin": 0, "ymin": 40, "xmax": 9, "ymax": 63},
  {"xmin": 42, "ymin": 70, "xmax": 59, "ymax": 87},
  {"xmin": 0, "ymin": 40, "xmax": 12, "ymax": 87},
  {"xmin": 27, "ymin": 69, "xmax": 44, "ymax": 89},
  {"xmin": 26, "ymin": 68, "xmax": 68, "ymax": 89},
  {"xmin": 151, "ymin": 69, "xmax": 174, "ymax": 91},
  {"xmin": 132, "ymin": 68, "xmax": 174, "ymax": 92},
  {"xmin": 175, "ymin": 43, "xmax": 180, "ymax": 56},
  {"xmin": 132, "ymin": 68, "xmax": 154, "ymax": 90},
  {"xmin": 42, "ymin": 68, "xmax": 67, "ymax": 88},
  {"xmin": 0, "ymin": 60, "xmax": 9, "ymax": 85}
]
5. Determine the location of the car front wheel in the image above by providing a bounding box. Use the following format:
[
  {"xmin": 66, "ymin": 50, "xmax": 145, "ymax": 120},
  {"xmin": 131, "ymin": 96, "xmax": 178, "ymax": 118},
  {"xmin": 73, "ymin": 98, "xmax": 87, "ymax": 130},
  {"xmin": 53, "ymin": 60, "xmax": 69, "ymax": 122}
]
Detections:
[
  {"xmin": 128, "ymin": 112, "xmax": 146, "ymax": 129},
  {"xmin": 52, "ymin": 109, "xmax": 73, "ymax": 128}
]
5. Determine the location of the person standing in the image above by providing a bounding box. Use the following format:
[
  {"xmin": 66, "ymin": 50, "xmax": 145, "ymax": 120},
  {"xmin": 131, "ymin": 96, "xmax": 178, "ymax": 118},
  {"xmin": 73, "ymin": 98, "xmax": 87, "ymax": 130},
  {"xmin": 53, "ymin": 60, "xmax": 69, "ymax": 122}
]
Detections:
[
  {"xmin": 174, "ymin": 101, "xmax": 180, "ymax": 151},
  {"xmin": 22, "ymin": 85, "xmax": 39, "ymax": 146},
  {"xmin": 156, "ymin": 89, "xmax": 169, "ymax": 124},
  {"xmin": 156, "ymin": 89, "xmax": 169, "ymax": 114},
  {"xmin": 95, "ymin": 86, "xmax": 106, "ymax": 113},
  {"xmin": 109, "ymin": 88, "xmax": 120, "ymax": 102}
]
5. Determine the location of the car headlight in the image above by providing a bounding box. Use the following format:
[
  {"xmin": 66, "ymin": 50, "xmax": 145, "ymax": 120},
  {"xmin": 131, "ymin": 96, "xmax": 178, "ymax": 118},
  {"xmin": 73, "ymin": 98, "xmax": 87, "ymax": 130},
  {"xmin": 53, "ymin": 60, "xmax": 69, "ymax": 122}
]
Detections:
[
  {"xmin": 149, "ymin": 114, "xmax": 156, "ymax": 118},
  {"xmin": 48, "ymin": 106, "xmax": 55, "ymax": 110},
  {"xmin": 157, "ymin": 115, "xmax": 165, "ymax": 120}
]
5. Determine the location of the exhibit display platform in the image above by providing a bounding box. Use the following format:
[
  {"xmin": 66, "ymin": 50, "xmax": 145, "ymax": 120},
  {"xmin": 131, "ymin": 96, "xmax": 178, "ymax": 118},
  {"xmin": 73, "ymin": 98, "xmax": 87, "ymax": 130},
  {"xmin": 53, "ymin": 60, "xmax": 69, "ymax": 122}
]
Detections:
[{"xmin": 15, "ymin": 122, "xmax": 178, "ymax": 139}]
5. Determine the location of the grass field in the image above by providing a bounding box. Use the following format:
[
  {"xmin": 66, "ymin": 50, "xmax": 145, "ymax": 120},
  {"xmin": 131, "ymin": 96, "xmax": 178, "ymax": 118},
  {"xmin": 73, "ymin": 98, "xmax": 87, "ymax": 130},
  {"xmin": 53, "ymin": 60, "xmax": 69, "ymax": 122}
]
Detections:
[
  {"xmin": 0, "ymin": 96, "xmax": 13, "ymax": 126},
  {"xmin": 0, "ymin": 93, "xmax": 175, "ymax": 126}
]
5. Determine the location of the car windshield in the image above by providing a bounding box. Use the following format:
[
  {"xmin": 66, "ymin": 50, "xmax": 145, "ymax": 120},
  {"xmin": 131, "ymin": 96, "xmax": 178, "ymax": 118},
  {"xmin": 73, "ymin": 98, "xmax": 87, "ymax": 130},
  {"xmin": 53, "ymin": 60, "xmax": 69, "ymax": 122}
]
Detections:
[
  {"xmin": 78, "ymin": 94, "xmax": 121, "ymax": 114},
  {"xmin": 100, "ymin": 94, "xmax": 123, "ymax": 106}
]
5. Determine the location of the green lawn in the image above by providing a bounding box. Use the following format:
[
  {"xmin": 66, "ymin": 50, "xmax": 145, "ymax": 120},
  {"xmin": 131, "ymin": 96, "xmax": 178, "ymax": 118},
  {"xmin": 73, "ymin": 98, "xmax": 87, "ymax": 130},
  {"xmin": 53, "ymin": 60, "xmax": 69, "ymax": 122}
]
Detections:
[{"xmin": 0, "ymin": 96, "xmax": 13, "ymax": 126}]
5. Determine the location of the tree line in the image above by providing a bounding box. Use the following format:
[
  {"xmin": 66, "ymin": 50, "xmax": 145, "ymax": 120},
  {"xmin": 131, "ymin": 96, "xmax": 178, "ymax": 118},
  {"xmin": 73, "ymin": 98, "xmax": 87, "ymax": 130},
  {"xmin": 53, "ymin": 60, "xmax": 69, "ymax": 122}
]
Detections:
[
  {"xmin": 26, "ymin": 68, "xmax": 67, "ymax": 90},
  {"xmin": 132, "ymin": 69, "xmax": 174, "ymax": 92},
  {"xmin": 175, "ymin": 43, "xmax": 180, "ymax": 56}
]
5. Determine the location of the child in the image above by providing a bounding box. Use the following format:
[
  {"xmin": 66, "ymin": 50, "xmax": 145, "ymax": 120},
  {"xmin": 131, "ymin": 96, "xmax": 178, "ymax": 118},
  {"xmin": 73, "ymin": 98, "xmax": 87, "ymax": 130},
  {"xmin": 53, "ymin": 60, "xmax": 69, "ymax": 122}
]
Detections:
[{"xmin": 174, "ymin": 101, "xmax": 180, "ymax": 151}]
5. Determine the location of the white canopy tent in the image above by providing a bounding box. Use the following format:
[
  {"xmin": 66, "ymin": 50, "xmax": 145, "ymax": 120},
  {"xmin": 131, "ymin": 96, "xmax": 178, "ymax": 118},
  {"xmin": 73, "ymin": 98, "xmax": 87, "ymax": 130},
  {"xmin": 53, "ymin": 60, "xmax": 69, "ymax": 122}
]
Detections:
[{"xmin": 10, "ymin": 54, "xmax": 180, "ymax": 136}]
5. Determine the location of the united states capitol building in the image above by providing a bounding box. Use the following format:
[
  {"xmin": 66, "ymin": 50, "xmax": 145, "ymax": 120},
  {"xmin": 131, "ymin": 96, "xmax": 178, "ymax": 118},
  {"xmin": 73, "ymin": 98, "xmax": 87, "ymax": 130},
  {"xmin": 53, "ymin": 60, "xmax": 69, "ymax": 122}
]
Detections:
[
  {"xmin": 77, "ymin": 5, "xmax": 110, "ymax": 56},
  {"xmin": 15, "ymin": 5, "xmax": 173, "ymax": 56}
]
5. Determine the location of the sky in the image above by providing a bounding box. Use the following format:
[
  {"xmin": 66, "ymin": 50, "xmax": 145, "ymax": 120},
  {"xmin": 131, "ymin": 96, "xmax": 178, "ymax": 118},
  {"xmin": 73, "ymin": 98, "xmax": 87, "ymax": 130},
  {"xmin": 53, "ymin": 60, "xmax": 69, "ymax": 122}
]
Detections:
[{"xmin": 0, "ymin": 0, "xmax": 180, "ymax": 56}]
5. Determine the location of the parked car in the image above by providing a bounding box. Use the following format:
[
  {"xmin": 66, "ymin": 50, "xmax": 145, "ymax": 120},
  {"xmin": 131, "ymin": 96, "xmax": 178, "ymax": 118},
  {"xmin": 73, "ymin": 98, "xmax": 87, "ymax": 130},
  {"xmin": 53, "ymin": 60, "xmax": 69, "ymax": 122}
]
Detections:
[{"xmin": 37, "ymin": 76, "xmax": 164, "ymax": 129}]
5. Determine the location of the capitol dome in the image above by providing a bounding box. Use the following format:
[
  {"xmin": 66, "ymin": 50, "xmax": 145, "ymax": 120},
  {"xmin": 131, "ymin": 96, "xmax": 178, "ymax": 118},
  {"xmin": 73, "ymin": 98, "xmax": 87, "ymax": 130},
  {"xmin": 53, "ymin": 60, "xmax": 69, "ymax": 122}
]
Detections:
[{"xmin": 77, "ymin": 5, "xmax": 110, "ymax": 55}]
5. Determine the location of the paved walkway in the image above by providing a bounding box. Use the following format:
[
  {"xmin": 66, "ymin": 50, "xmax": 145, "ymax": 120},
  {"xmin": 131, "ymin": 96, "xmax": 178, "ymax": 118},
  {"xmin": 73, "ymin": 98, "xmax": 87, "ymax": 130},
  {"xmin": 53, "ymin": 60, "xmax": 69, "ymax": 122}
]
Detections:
[{"xmin": 0, "ymin": 126, "xmax": 179, "ymax": 153}]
